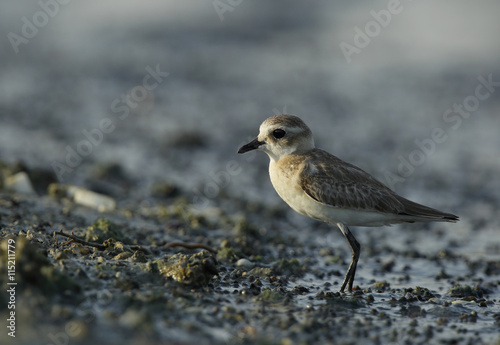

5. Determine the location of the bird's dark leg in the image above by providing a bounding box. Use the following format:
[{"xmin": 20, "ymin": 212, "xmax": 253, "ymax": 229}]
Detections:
[{"xmin": 337, "ymin": 223, "xmax": 360, "ymax": 293}]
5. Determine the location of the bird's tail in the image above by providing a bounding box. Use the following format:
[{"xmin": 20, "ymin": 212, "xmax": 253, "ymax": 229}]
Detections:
[{"xmin": 397, "ymin": 198, "xmax": 459, "ymax": 223}]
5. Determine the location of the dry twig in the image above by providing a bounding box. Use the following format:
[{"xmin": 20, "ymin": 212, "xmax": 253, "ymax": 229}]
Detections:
[
  {"xmin": 54, "ymin": 230, "xmax": 106, "ymax": 250},
  {"xmin": 55, "ymin": 230, "xmax": 216, "ymax": 254}
]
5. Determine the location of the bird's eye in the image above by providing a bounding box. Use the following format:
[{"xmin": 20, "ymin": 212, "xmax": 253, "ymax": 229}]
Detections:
[{"xmin": 272, "ymin": 129, "xmax": 286, "ymax": 139}]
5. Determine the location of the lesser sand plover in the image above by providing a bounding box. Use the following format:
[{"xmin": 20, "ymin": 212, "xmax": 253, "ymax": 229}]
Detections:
[{"xmin": 238, "ymin": 114, "xmax": 458, "ymax": 292}]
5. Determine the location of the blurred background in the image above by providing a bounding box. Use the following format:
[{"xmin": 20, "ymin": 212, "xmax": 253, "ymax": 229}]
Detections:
[{"xmin": 0, "ymin": 0, "xmax": 499, "ymax": 212}]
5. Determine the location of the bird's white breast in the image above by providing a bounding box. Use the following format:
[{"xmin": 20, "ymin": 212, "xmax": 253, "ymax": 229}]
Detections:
[{"xmin": 269, "ymin": 160, "xmax": 304, "ymax": 211}]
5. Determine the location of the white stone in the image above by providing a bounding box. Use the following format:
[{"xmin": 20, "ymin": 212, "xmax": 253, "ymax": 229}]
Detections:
[
  {"xmin": 4, "ymin": 172, "xmax": 36, "ymax": 195},
  {"xmin": 236, "ymin": 258, "xmax": 254, "ymax": 269}
]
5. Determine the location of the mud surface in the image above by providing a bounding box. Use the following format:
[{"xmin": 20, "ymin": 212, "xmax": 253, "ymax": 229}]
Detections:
[{"xmin": 0, "ymin": 185, "xmax": 499, "ymax": 345}]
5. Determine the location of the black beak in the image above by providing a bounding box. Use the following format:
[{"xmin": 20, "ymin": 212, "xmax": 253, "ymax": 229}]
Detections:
[{"xmin": 238, "ymin": 138, "xmax": 264, "ymax": 154}]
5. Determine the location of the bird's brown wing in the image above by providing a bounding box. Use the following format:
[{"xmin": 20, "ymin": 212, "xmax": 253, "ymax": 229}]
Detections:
[
  {"xmin": 299, "ymin": 149, "xmax": 459, "ymax": 222},
  {"xmin": 299, "ymin": 149, "xmax": 406, "ymax": 214}
]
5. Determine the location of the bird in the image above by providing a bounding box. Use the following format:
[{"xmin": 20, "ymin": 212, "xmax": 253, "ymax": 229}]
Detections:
[{"xmin": 237, "ymin": 114, "xmax": 458, "ymax": 292}]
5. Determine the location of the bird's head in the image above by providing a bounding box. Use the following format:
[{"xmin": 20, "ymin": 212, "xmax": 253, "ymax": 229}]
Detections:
[{"xmin": 238, "ymin": 114, "xmax": 315, "ymax": 162}]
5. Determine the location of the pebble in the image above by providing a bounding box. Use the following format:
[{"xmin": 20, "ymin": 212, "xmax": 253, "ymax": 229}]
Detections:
[
  {"xmin": 236, "ymin": 258, "xmax": 254, "ymax": 269},
  {"xmin": 114, "ymin": 252, "xmax": 133, "ymax": 260},
  {"xmin": 119, "ymin": 309, "xmax": 148, "ymax": 329},
  {"xmin": 68, "ymin": 185, "xmax": 116, "ymax": 212},
  {"xmin": 49, "ymin": 183, "xmax": 116, "ymax": 212},
  {"xmin": 4, "ymin": 171, "xmax": 36, "ymax": 194},
  {"xmin": 451, "ymin": 300, "xmax": 474, "ymax": 306}
]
